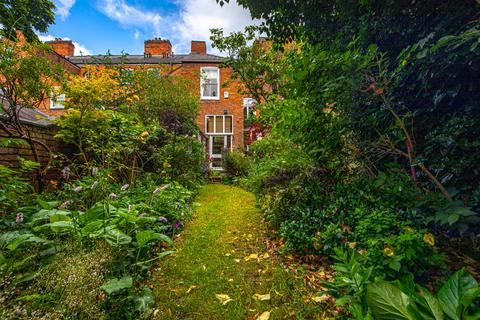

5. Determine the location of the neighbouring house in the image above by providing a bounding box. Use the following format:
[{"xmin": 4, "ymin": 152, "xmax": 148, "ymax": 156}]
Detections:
[{"xmin": 44, "ymin": 38, "xmax": 256, "ymax": 170}]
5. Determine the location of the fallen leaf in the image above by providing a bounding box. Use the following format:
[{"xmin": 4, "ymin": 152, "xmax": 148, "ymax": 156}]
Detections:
[
  {"xmin": 215, "ymin": 294, "xmax": 233, "ymax": 305},
  {"xmin": 253, "ymin": 293, "xmax": 271, "ymax": 301},
  {"xmin": 228, "ymin": 278, "xmax": 234, "ymax": 282},
  {"xmin": 244, "ymin": 253, "xmax": 259, "ymax": 261},
  {"xmin": 225, "ymin": 253, "xmax": 231, "ymax": 257},
  {"xmin": 234, "ymin": 259, "xmax": 241, "ymax": 263},
  {"xmin": 262, "ymin": 253, "xmax": 270, "ymax": 259},
  {"xmin": 186, "ymin": 285, "xmax": 198, "ymax": 294},
  {"xmin": 257, "ymin": 311, "xmax": 271, "ymax": 320},
  {"xmin": 311, "ymin": 295, "xmax": 330, "ymax": 303}
]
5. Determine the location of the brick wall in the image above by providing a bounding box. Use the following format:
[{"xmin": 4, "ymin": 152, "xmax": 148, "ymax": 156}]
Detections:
[
  {"xmin": 171, "ymin": 63, "xmax": 246, "ymax": 149},
  {"xmin": 0, "ymin": 123, "xmax": 67, "ymax": 170}
]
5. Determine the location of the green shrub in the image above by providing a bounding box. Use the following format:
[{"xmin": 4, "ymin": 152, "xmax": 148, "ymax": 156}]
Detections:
[{"xmin": 222, "ymin": 148, "xmax": 251, "ymax": 178}]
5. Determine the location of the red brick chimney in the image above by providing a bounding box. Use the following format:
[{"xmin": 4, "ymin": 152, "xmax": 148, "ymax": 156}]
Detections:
[
  {"xmin": 144, "ymin": 38, "xmax": 172, "ymax": 56},
  {"xmin": 46, "ymin": 38, "xmax": 75, "ymax": 57},
  {"xmin": 191, "ymin": 40, "xmax": 206, "ymax": 54}
]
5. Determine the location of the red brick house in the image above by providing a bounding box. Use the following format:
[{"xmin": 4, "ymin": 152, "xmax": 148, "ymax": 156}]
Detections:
[{"xmin": 45, "ymin": 38, "xmax": 253, "ymax": 170}]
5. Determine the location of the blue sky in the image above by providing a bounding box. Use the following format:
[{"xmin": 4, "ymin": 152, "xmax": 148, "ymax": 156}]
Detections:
[{"xmin": 39, "ymin": 0, "xmax": 259, "ymax": 55}]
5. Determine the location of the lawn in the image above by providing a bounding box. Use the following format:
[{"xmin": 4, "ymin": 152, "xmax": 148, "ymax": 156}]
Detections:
[{"xmin": 152, "ymin": 184, "xmax": 331, "ymax": 320}]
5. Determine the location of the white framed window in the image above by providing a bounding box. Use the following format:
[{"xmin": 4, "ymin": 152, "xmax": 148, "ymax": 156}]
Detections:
[
  {"xmin": 200, "ymin": 67, "xmax": 220, "ymax": 100},
  {"xmin": 243, "ymin": 98, "xmax": 256, "ymax": 119},
  {"xmin": 205, "ymin": 115, "xmax": 233, "ymax": 170},
  {"xmin": 205, "ymin": 115, "xmax": 233, "ymax": 135},
  {"xmin": 50, "ymin": 88, "xmax": 66, "ymax": 110}
]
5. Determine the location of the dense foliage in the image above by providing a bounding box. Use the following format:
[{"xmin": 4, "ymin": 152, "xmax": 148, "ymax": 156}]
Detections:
[
  {"xmin": 214, "ymin": 0, "xmax": 480, "ymax": 317},
  {"xmin": 0, "ymin": 46, "xmax": 204, "ymax": 317},
  {"xmin": 0, "ymin": 0, "xmax": 55, "ymax": 42}
]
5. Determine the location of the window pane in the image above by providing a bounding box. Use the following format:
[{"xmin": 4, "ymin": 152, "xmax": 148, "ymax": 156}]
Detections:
[
  {"xmin": 202, "ymin": 82, "xmax": 217, "ymax": 97},
  {"xmin": 206, "ymin": 116, "xmax": 214, "ymax": 133},
  {"xmin": 215, "ymin": 116, "xmax": 224, "ymax": 133},
  {"xmin": 226, "ymin": 136, "xmax": 232, "ymax": 150},
  {"xmin": 212, "ymin": 136, "xmax": 224, "ymax": 154},
  {"xmin": 205, "ymin": 69, "xmax": 217, "ymax": 79},
  {"xmin": 201, "ymin": 68, "xmax": 218, "ymax": 98},
  {"xmin": 225, "ymin": 116, "xmax": 232, "ymax": 133},
  {"xmin": 211, "ymin": 158, "xmax": 223, "ymax": 168}
]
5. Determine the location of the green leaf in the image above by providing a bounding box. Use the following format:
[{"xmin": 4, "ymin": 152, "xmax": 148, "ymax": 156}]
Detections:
[
  {"xmin": 14, "ymin": 271, "xmax": 38, "ymax": 285},
  {"xmin": 31, "ymin": 209, "xmax": 70, "ymax": 224},
  {"xmin": 0, "ymin": 231, "xmax": 48, "ymax": 251},
  {"xmin": 389, "ymin": 260, "xmax": 401, "ymax": 271},
  {"xmin": 81, "ymin": 202, "xmax": 115, "ymax": 224},
  {"xmin": 420, "ymin": 288, "xmax": 444, "ymax": 320},
  {"xmin": 81, "ymin": 220, "xmax": 104, "ymax": 236},
  {"xmin": 438, "ymin": 269, "xmax": 478, "ymax": 320},
  {"xmin": 101, "ymin": 276, "xmax": 133, "ymax": 295},
  {"xmin": 462, "ymin": 287, "xmax": 480, "ymax": 308},
  {"xmin": 16, "ymin": 294, "xmax": 42, "ymax": 301},
  {"xmin": 336, "ymin": 295, "xmax": 353, "ymax": 306},
  {"xmin": 447, "ymin": 213, "xmax": 460, "ymax": 225},
  {"xmin": 136, "ymin": 230, "xmax": 172, "ymax": 248},
  {"xmin": 104, "ymin": 227, "xmax": 132, "ymax": 246},
  {"xmin": 134, "ymin": 287, "xmax": 156, "ymax": 318},
  {"xmin": 366, "ymin": 281, "xmax": 412, "ymax": 320},
  {"xmin": 34, "ymin": 221, "xmax": 74, "ymax": 233},
  {"xmin": 36, "ymin": 198, "xmax": 59, "ymax": 210}
]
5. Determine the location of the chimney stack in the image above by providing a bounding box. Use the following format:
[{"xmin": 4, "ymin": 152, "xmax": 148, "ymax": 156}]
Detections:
[
  {"xmin": 191, "ymin": 40, "xmax": 206, "ymax": 55},
  {"xmin": 46, "ymin": 38, "xmax": 75, "ymax": 57},
  {"xmin": 144, "ymin": 38, "xmax": 172, "ymax": 56}
]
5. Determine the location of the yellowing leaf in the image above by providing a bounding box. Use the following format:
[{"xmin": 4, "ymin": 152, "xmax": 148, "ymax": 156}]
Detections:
[
  {"xmin": 186, "ymin": 285, "xmax": 198, "ymax": 294},
  {"xmin": 253, "ymin": 293, "xmax": 271, "ymax": 301},
  {"xmin": 215, "ymin": 294, "xmax": 233, "ymax": 305},
  {"xmin": 311, "ymin": 295, "xmax": 329, "ymax": 303},
  {"xmin": 257, "ymin": 311, "xmax": 271, "ymax": 320},
  {"xmin": 244, "ymin": 253, "xmax": 259, "ymax": 261},
  {"xmin": 262, "ymin": 253, "xmax": 270, "ymax": 259},
  {"xmin": 234, "ymin": 259, "xmax": 241, "ymax": 263}
]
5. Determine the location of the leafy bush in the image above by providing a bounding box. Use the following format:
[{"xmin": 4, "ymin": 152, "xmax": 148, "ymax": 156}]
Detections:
[
  {"xmin": 366, "ymin": 269, "xmax": 480, "ymax": 320},
  {"xmin": 223, "ymin": 148, "xmax": 251, "ymax": 178}
]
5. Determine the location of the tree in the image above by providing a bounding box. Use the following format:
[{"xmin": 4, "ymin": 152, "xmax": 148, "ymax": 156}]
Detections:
[
  {"xmin": 220, "ymin": 0, "xmax": 480, "ymax": 57},
  {"xmin": 0, "ymin": 0, "xmax": 56, "ymax": 42},
  {"xmin": 0, "ymin": 39, "xmax": 65, "ymax": 188}
]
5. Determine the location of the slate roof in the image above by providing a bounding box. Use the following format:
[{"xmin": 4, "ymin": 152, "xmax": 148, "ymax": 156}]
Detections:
[
  {"xmin": 67, "ymin": 53, "xmax": 225, "ymax": 66},
  {"xmin": 1, "ymin": 104, "xmax": 55, "ymax": 127}
]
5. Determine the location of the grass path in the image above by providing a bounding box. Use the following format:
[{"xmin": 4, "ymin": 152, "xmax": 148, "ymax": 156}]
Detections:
[{"xmin": 151, "ymin": 184, "xmax": 326, "ymax": 319}]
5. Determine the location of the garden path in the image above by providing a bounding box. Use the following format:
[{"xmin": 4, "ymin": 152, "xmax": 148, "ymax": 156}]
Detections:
[{"xmin": 151, "ymin": 184, "xmax": 327, "ymax": 319}]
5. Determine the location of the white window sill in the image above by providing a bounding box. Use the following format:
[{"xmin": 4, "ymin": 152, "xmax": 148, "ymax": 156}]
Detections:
[
  {"xmin": 50, "ymin": 107, "xmax": 65, "ymax": 110},
  {"xmin": 201, "ymin": 96, "xmax": 220, "ymax": 101}
]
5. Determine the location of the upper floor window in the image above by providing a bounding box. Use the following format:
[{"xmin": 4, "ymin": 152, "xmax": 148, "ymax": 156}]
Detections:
[
  {"xmin": 50, "ymin": 87, "xmax": 66, "ymax": 110},
  {"xmin": 200, "ymin": 67, "xmax": 220, "ymax": 100}
]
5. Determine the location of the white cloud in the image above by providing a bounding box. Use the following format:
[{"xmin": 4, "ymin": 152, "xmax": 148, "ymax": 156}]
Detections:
[
  {"xmin": 173, "ymin": 0, "xmax": 261, "ymax": 54},
  {"xmin": 96, "ymin": 0, "xmax": 162, "ymax": 35},
  {"xmin": 94, "ymin": 0, "xmax": 260, "ymax": 54},
  {"xmin": 133, "ymin": 30, "xmax": 141, "ymax": 40},
  {"xmin": 55, "ymin": 0, "xmax": 77, "ymax": 20},
  {"xmin": 38, "ymin": 34, "xmax": 92, "ymax": 56}
]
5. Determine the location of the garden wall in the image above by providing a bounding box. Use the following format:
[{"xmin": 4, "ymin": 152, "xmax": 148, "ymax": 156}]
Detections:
[{"xmin": 0, "ymin": 121, "xmax": 68, "ymax": 170}]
